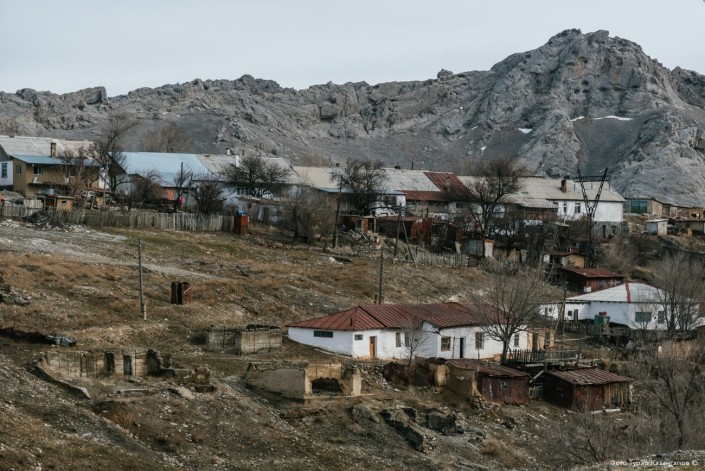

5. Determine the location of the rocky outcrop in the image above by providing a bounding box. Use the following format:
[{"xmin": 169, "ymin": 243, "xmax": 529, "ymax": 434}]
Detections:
[{"xmin": 1, "ymin": 30, "xmax": 704, "ymax": 205}]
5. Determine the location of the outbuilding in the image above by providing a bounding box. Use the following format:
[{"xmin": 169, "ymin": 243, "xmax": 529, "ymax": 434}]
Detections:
[
  {"xmin": 445, "ymin": 359, "xmax": 530, "ymax": 405},
  {"xmin": 542, "ymin": 367, "xmax": 632, "ymax": 411}
]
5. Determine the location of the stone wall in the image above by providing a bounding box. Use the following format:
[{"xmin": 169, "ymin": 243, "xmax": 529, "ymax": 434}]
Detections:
[
  {"xmin": 37, "ymin": 348, "xmax": 170, "ymax": 379},
  {"xmin": 207, "ymin": 325, "xmax": 282, "ymax": 354}
]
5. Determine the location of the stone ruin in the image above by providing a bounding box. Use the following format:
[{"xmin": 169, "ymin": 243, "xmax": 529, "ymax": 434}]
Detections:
[
  {"xmin": 245, "ymin": 361, "xmax": 362, "ymax": 401},
  {"xmin": 206, "ymin": 324, "xmax": 282, "ymax": 354}
]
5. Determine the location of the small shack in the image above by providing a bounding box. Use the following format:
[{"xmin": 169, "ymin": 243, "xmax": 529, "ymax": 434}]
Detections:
[
  {"xmin": 206, "ymin": 325, "xmax": 282, "ymax": 354},
  {"xmin": 443, "ymin": 359, "xmax": 530, "ymax": 405},
  {"xmin": 645, "ymin": 219, "xmax": 668, "ymax": 236},
  {"xmin": 560, "ymin": 267, "xmax": 625, "ymax": 294},
  {"xmin": 543, "ymin": 367, "xmax": 632, "ymax": 411}
]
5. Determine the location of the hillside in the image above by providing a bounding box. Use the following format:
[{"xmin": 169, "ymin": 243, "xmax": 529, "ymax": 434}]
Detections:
[{"xmin": 1, "ymin": 29, "xmax": 705, "ymax": 207}]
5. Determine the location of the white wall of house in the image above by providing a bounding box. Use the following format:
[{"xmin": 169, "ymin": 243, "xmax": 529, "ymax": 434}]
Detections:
[
  {"xmin": 288, "ymin": 324, "xmax": 529, "ymax": 360},
  {"xmin": 0, "ymin": 161, "xmax": 12, "ymax": 188},
  {"xmin": 416, "ymin": 324, "xmax": 528, "ymax": 360},
  {"xmin": 287, "ymin": 327, "xmax": 356, "ymax": 356},
  {"xmin": 548, "ymin": 301, "xmax": 669, "ymax": 329},
  {"xmin": 554, "ymin": 200, "xmax": 623, "ymax": 224}
]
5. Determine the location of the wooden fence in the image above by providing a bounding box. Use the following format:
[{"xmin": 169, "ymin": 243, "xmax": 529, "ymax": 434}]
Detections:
[{"xmin": 2, "ymin": 207, "xmax": 232, "ymax": 232}]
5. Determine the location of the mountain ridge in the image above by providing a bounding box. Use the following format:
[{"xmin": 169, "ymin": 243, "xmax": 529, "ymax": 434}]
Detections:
[{"xmin": 1, "ymin": 29, "xmax": 704, "ymax": 206}]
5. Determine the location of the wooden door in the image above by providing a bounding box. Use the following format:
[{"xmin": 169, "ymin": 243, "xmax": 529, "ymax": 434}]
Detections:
[
  {"xmin": 459, "ymin": 338, "xmax": 465, "ymax": 358},
  {"xmin": 369, "ymin": 336, "xmax": 377, "ymax": 358}
]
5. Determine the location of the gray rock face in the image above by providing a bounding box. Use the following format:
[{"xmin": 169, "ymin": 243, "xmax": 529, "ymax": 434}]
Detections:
[{"xmin": 1, "ymin": 30, "xmax": 704, "ymax": 205}]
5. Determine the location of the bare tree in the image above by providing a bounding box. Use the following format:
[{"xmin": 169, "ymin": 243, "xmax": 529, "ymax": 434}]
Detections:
[
  {"xmin": 284, "ymin": 186, "xmax": 336, "ymax": 246},
  {"xmin": 172, "ymin": 164, "xmax": 194, "ymax": 211},
  {"xmin": 91, "ymin": 112, "xmax": 138, "ymax": 197},
  {"xmin": 472, "ymin": 263, "xmax": 557, "ymax": 365},
  {"xmin": 649, "ymin": 252, "xmax": 704, "ymax": 337},
  {"xmin": 331, "ymin": 158, "xmax": 388, "ymax": 214},
  {"xmin": 56, "ymin": 146, "xmax": 101, "ymax": 199},
  {"xmin": 400, "ymin": 315, "xmax": 429, "ymax": 366},
  {"xmin": 629, "ymin": 344, "xmax": 705, "ymax": 450},
  {"xmin": 222, "ymin": 154, "xmax": 291, "ymax": 198},
  {"xmin": 121, "ymin": 169, "xmax": 162, "ymax": 211},
  {"xmin": 456, "ymin": 156, "xmax": 524, "ymax": 238},
  {"xmin": 141, "ymin": 121, "xmax": 193, "ymax": 153},
  {"xmin": 191, "ymin": 174, "xmax": 224, "ymax": 215}
]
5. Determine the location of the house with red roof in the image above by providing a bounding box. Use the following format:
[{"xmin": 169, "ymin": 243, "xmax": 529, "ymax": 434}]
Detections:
[{"xmin": 287, "ymin": 302, "xmax": 528, "ymax": 361}]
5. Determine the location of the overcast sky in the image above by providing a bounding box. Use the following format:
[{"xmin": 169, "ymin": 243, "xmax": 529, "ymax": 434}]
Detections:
[{"xmin": 1, "ymin": 0, "xmax": 704, "ymax": 97}]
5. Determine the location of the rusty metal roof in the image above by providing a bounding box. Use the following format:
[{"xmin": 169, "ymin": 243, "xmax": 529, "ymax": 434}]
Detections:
[
  {"xmin": 546, "ymin": 367, "xmax": 632, "ymax": 385},
  {"xmin": 561, "ymin": 267, "xmax": 625, "ymax": 279},
  {"xmin": 287, "ymin": 302, "xmax": 491, "ymax": 331},
  {"xmin": 402, "ymin": 190, "xmax": 450, "ymax": 202},
  {"xmin": 446, "ymin": 359, "xmax": 530, "ymax": 378}
]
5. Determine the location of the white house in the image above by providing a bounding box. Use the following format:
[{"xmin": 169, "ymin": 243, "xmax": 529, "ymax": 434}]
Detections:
[
  {"xmin": 542, "ymin": 282, "xmax": 700, "ymax": 330},
  {"xmin": 287, "ymin": 302, "xmax": 529, "ymax": 361}
]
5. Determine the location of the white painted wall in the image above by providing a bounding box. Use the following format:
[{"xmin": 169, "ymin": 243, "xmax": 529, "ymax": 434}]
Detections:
[
  {"xmin": 554, "ymin": 200, "xmax": 622, "ymax": 224},
  {"xmin": 546, "ymin": 301, "xmax": 669, "ymax": 330},
  {"xmin": 289, "ymin": 324, "xmax": 529, "ymax": 360},
  {"xmin": 0, "ymin": 161, "xmax": 12, "ymax": 188}
]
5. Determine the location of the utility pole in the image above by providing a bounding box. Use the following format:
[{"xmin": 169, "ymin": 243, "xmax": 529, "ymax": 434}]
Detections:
[
  {"xmin": 332, "ymin": 176, "xmax": 343, "ymax": 248},
  {"xmin": 138, "ymin": 239, "xmax": 146, "ymax": 320},
  {"xmin": 378, "ymin": 245, "xmax": 384, "ymax": 304}
]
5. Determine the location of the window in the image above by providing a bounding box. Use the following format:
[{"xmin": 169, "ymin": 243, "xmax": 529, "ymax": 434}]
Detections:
[
  {"xmin": 475, "ymin": 332, "xmax": 484, "ymax": 350},
  {"xmin": 635, "ymin": 312, "xmax": 652, "ymax": 324},
  {"xmin": 15, "ymin": 164, "xmax": 22, "ymax": 175},
  {"xmin": 354, "ymin": 334, "xmax": 363, "ymax": 341},
  {"xmin": 657, "ymin": 311, "xmax": 666, "ymax": 324},
  {"xmin": 562, "ymin": 202, "xmax": 568, "ymax": 213},
  {"xmin": 513, "ymin": 334, "xmax": 520, "ymax": 348},
  {"xmin": 313, "ymin": 330, "xmax": 333, "ymax": 338},
  {"xmin": 404, "ymin": 334, "xmax": 411, "ymax": 348},
  {"xmin": 33, "ymin": 165, "xmax": 42, "ymax": 175},
  {"xmin": 396, "ymin": 332, "xmax": 402, "ymax": 347},
  {"xmin": 500, "ymin": 381, "xmax": 508, "ymax": 390},
  {"xmin": 575, "ymin": 202, "xmax": 581, "ymax": 214},
  {"xmin": 1, "ymin": 163, "xmax": 6, "ymax": 178},
  {"xmin": 440, "ymin": 336, "xmax": 451, "ymax": 352}
]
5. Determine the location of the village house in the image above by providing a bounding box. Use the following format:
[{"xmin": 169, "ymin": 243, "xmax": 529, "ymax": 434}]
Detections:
[
  {"xmin": 542, "ymin": 282, "xmax": 701, "ymax": 330},
  {"xmin": 116, "ymin": 152, "xmax": 217, "ymax": 207},
  {"xmin": 456, "ymin": 175, "xmax": 626, "ymax": 237},
  {"xmin": 625, "ymin": 196, "xmax": 704, "ymax": 220},
  {"xmin": 0, "ymin": 135, "xmax": 99, "ymax": 198},
  {"xmin": 287, "ymin": 302, "xmax": 529, "ymax": 361},
  {"xmin": 542, "ymin": 367, "xmax": 633, "ymax": 411}
]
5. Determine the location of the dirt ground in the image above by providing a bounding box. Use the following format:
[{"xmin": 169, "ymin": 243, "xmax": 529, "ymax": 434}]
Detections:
[{"xmin": 0, "ymin": 216, "xmax": 699, "ymax": 471}]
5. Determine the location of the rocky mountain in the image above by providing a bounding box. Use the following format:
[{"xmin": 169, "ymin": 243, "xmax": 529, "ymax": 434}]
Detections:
[{"xmin": 2, "ymin": 29, "xmax": 705, "ymax": 205}]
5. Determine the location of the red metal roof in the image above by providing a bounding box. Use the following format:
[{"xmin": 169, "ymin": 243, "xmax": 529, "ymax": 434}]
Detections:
[
  {"xmin": 423, "ymin": 172, "xmax": 470, "ymax": 197},
  {"xmin": 561, "ymin": 267, "xmax": 625, "ymax": 279},
  {"xmin": 287, "ymin": 302, "xmax": 493, "ymax": 331},
  {"xmin": 546, "ymin": 367, "xmax": 632, "ymax": 385},
  {"xmin": 446, "ymin": 359, "xmax": 530, "ymax": 378}
]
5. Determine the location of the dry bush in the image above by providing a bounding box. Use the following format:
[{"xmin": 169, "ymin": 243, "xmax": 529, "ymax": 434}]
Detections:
[{"xmin": 480, "ymin": 437, "xmax": 501, "ymax": 455}]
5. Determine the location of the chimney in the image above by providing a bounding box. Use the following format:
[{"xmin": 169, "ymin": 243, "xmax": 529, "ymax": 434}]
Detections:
[
  {"xmin": 560, "ymin": 178, "xmax": 567, "ymax": 193},
  {"xmin": 50, "ymin": 142, "xmax": 57, "ymax": 157}
]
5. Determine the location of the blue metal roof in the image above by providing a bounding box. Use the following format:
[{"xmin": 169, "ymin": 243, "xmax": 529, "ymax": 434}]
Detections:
[{"xmin": 121, "ymin": 152, "xmax": 216, "ymax": 182}]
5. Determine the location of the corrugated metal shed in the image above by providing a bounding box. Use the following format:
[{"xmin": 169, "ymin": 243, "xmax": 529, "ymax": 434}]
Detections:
[
  {"xmin": 446, "ymin": 359, "xmax": 530, "ymax": 378},
  {"xmin": 0, "ymin": 135, "xmax": 93, "ymax": 157},
  {"xmin": 546, "ymin": 367, "xmax": 632, "ymax": 385},
  {"xmin": 121, "ymin": 152, "xmax": 215, "ymax": 183}
]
